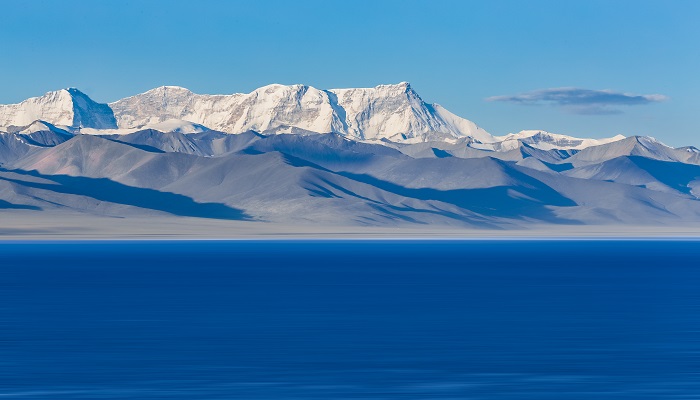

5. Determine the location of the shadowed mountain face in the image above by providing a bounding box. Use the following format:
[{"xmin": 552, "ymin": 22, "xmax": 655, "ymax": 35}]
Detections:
[
  {"xmin": 0, "ymin": 167, "xmax": 249, "ymax": 220},
  {"xmin": 0, "ymin": 199, "xmax": 40, "ymax": 210},
  {"xmin": 1, "ymin": 127, "xmax": 700, "ymax": 228}
]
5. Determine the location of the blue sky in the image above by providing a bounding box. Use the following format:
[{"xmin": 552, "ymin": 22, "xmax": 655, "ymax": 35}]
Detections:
[{"xmin": 1, "ymin": 0, "xmax": 697, "ymax": 145}]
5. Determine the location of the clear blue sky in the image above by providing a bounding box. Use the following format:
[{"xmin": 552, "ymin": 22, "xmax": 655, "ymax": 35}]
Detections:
[{"xmin": 1, "ymin": 0, "xmax": 698, "ymax": 145}]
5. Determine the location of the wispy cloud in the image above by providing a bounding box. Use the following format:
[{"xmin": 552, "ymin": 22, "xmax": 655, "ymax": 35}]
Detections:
[{"xmin": 486, "ymin": 87, "xmax": 668, "ymax": 115}]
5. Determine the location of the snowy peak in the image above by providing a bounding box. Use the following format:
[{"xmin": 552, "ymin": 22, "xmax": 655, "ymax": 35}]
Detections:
[
  {"xmin": 137, "ymin": 85, "xmax": 196, "ymax": 99},
  {"xmin": 0, "ymin": 84, "xmax": 668, "ymax": 152},
  {"xmin": 0, "ymin": 88, "xmax": 117, "ymax": 130},
  {"xmin": 565, "ymin": 135, "xmax": 686, "ymax": 167},
  {"xmin": 109, "ymin": 82, "xmax": 494, "ymax": 143},
  {"xmin": 154, "ymin": 85, "xmax": 192, "ymax": 92},
  {"xmin": 0, "ymin": 89, "xmax": 74, "ymax": 128},
  {"xmin": 492, "ymin": 130, "xmax": 626, "ymax": 151},
  {"xmin": 326, "ymin": 82, "xmax": 458, "ymax": 141},
  {"xmin": 8, "ymin": 120, "xmax": 71, "ymax": 136}
]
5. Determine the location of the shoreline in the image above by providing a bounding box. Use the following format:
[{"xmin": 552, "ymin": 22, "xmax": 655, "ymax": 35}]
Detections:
[{"xmin": 2, "ymin": 212, "xmax": 700, "ymax": 240}]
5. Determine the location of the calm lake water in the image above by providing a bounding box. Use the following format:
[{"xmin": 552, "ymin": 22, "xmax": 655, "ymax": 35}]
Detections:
[{"xmin": 1, "ymin": 240, "xmax": 699, "ymax": 399}]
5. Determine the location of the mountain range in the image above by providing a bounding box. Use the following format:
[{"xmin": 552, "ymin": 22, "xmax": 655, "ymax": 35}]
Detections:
[{"xmin": 1, "ymin": 83, "xmax": 699, "ymax": 230}]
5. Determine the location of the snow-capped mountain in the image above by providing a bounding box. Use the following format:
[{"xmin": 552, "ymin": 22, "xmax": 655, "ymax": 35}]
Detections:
[
  {"xmin": 0, "ymin": 88, "xmax": 117, "ymax": 130},
  {"xmin": 0, "ymin": 83, "xmax": 626, "ymax": 149},
  {"xmin": 492, "ymin": 130, "xmax": 626, "ymax": 151},
  {"xmin": 1, "ymin": 83, "xmax": 700, "ymax": 229},
  {"xmin": 0, "ymin": 83, "xmax": 642, "ymax": 153},
  {"xmin": 108, "ymin": 82, "xmax": 493, "ymax": 143}
]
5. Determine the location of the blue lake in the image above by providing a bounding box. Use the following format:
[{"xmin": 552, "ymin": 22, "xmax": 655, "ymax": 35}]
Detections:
[{"xmin": 1, "ymin": 240, "xmax": 699, "ymax": 399}]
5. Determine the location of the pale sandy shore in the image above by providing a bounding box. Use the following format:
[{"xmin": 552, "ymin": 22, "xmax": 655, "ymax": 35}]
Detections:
[{"xmin": 2, "ymin": 210, "xmax": 700, "ymax": 240}]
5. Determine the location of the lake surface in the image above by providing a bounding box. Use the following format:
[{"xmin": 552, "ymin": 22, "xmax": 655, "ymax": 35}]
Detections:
[{"xmin": 1, "ymin": 240, "xmax": 699, "ymax": 399}]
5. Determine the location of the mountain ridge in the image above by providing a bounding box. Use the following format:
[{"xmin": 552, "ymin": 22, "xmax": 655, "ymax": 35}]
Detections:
[
  {"xmin": 2, "ymin": 124, "xmax": 700, "ymax": 227},
  {"xmin": 0, "ymin": 84, "xmax": 629, "ymax": 151},
  {"xmin": 3, "ymin": 83, "xmax": 700, "ymax": 229}
]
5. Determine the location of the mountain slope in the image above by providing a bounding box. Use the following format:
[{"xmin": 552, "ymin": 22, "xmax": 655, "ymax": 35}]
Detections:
[
  {"xmin": 7, "ymin": 132, "xmax": 700, "ymax": 227},
  {"xmin": 565, "ymin": 156, "xmax": 700, "ymax": 197},
  {"xmin": 6, "ymin": 135, "xmax": 574, "ymax": 225},
  {"xmin": 564, "ymin": 136, "xmax": 689, "ymax": 167}
]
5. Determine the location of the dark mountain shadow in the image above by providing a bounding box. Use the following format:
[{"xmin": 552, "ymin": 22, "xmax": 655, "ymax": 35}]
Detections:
[
  {"xmin": 243, "ymin": 132, "xmax": 404, "ymax": 169},
  {"xmin": 542, "ymin": 161, "xmax": 574, "ymax": 172},
  {"xmin": 627, "ymin": 156, "xmax": 700, "ymax": 195},
  {"xmin": 0, "ymin": 199, "xmax": 40, "ymax": 210},
  {"xmin": 336, "ymin": 171, "xmax": 578, "ymax": 222},
  {"xmin": 307, "ymin": 176, "xmax": 506, "ymax": 229},
  {"xmin": 103, "ymin": 137, "xmax": 167, "ymax": 153},
  {"xmin": 104, "ymin": 130, "xmax": 266, "ymax": 157},
  {"xmin": 520, "ymin": 142, "xmax": 578, "ymax": 163},
  {"xmin": 0, "ymin": 168, "xmax": 250, "ymax": 220},
  {"xmin": 281, "ymin": 153, "xmax": 579, "ymax": 224},
  {"xmin": 21, "ymin": 130, "xmax": 74, "ymax": 147},
  {"xmin": 322, "ymin": 91, "xmax": 349, "ymax": 132},
  {"xmin": 432, "ymin": 148, "xmax": 452, "ymax": 158}
]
